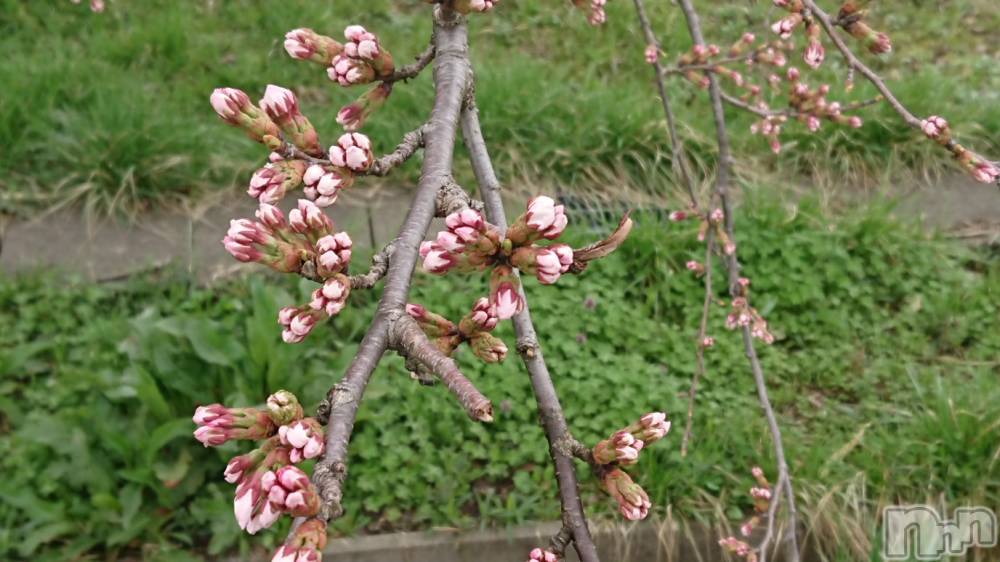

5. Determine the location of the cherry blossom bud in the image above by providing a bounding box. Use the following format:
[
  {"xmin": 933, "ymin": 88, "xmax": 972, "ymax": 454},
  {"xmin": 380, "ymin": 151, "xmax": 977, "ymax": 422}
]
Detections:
[
  {"xmin": 970, "ymin": 160, "xmax": 1000, "ymax": 184},
  {"xmin": 193, "ymin": 404, "xmax": 277, "ymax": 446},
  {"xmin": 343, "ymin": 25, "xmax": 381, "ymax": 60},
  {"xmin": 234, "ymin": 469, "xmax": 273, "ymax": 533},
  {"xmin": 278, "ymin": 418, "xmax": 325, "ymax": 464},
  {"xmin": 458, "ymin": 297, "xmax": 500, "ymax": 337},
  {"xmin": 587, "ymin": 0, "xmax": 607, "ymax": 26},
  {"xmin": 490, "ymin": 265, "xmax": 524, "ymax": 320},
  {"xmin": 506, "ymin": 196, "xmax": 568, "ymax": 246},
  {"xmin": 921, "ymin": 115, "xmax": 950, "ymax": 142},
  {"xmin": 303, "ymin": 165, "xmax": 353, "ymax": 208},
  {"xmin": 289, "ymin": 199, "xmax": 334, "ymax": 237},
  {"xmin": 420, "ymin": 241, "xmax": 459, "ymax": 274},
  {"xmin": 806, "ymin": 115, "xmax": 821, "ymax": 132},
  {"xmin": 210, "ymin": 88, "xmax": 281, "ymax": 147},
  {"xmin": 260, "ymin": 85, "xmax": 322, "ymax": 156},
  {"xmin": 328, "ymin": 55, "xmax": 376, "ymax": 87},
  {"xmin": 455, "ymin": 0, "xmax": 500, "ymax": 13},
  {"xmin": 771, "ymin": 13, "xmax": 803, "ymax": 39},
  {"xmin": 337, "ymin": 83, "xmax": 392, "ymax": 132},
  {"xmin": 248, "ymin": 160, "xmax": 308, "ymax": 204},
  {"xmin": 406, "ymin": 303, "xmax": 457, "ymax": 339},
  {"xmin": 848, "ymin": 116, "xmax": 863, "ymax": 128},
  {"xmin": 266, "ymin": 390, "xmax": 304, "ymax": 425},
  {"xmin": 750, "ymin": 486, "xmax": 772, "ymax": 501},
  {"xmin": 265, "ymin": 465, "xmax": 321, "ymax": 518},
  {"xmin": 528, "ymin": 548, "xmax": 559, "ymax": 562},
  {"xmin": 804, "ymin": 40, "xmax": 824, "ymax": 69},
  {"xmin": 868, "ymin": 32, "xmax": 892, "ymax": 54},
  {"xmin": 702, "ymin": 336, "xmax": 715, "ymax": 348},
  {"xmin": 593, "ymin": 430, "xmax": 644, "ymax": 465},
  {"xmin": 469, "ymin": 332, "xmax": 508, "ymax": 363},
  {"xmin": 669, "ymin": 210, "xmax": 689, "ymax": 222},
  {"xmin": 89, "ymin": 0, "xmax": 105, "ymax": 12},
  {"xmin": 686, "ymin": 260, "xmax": 705, "ymax": 275},
  {"xmin": 741, "ymin": 520, "xmax": 756, "ymax": 537},
  {"xmin": 255, "ymin": 203, "xmax": 287, "ymax": 230},
  {"xmin": 719, "ymin": 537, "xmax": 753, "ymax": 558},
  {"xmin": 284, "ymin": 28, "xmax": 344, "ymax": 65},
  {"xmin": 644, "ymin": 44, "xmax": 658, "ymax": 64},
  {"xmin": 511, "ymin": 245, "xmax": 571, "ymax": 285},
  {"xmin": 709, "ymin": 208, "xmax": 725, "ymax": 224},
  {"xmin": 309, "ymin": 274, "xmax": 351, "ymax": 317},
  {"xmin": 602, "ymin": 469, "xmax": 651, "ymax": 521},
  {"xmin": 329, "ymin": 133, "xmax": 374, "ymax": 173},
  {"xmin": 633, "ymin": 411, "xmax": 671, "ymax": 443},
  {"xmin": 315, "ymin": 232, "xmax": 353, "ymax": 277},
  {"xmin": 273, "ymin": 518, "xmax": 327, "ymax": 562},
  {"xmin": 224, "ymin": 451, "xmax": 264, "ymax": 484}
]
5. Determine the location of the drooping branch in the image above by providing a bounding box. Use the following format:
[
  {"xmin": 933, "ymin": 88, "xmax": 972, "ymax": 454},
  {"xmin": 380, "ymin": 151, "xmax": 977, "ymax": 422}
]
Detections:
[
  {"xmin": 635, "ymin": 0, "xmax": 802, "ymax": 560},
  {"xmin": 680, "ymin": 232, "xmax": 715, "ymax": 457},
  {"xmin": 460, "ymin": 96, "xmax": 601, "ymax": 562},
  {"xmin": 389, "ymin": 313, "xmax": 494, "ymax": 421}
]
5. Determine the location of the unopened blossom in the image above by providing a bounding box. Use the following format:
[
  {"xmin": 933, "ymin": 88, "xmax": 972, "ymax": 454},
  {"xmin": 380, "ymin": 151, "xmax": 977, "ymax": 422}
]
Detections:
[
  {"xmin": 804, "ymin": 40, "xmax": 824, "ymax": 69},
  {"xmin": 630, "ymin": 411, "xmax": 671, "ymax": 443},
  {"xmin": 248, "ymin": 160, "xmax": 308, "ymax": 204},
  {"xmin": 234, "ymin": 468, "xmax": 283, "ymax": 534},
  {"xmin": 405, "ymin": 304, "xmax": 459, "ymax": 348},
  {"xmin": 593, "ymin": 430, "xmax": 644, "ymax": 465},
  {"xmin": 588, "ymin": 0, "xmax": 607, "ymax": 25},
  {"xmin": 266, "ymin": 390, "xmax": 305, "ymax": 425},
  {"xmin": 210, "ymin": 88, "xmax": 281, "ymax": 147},
  {"xmin": 490, "ymin": 265, "xmax": 524, "ymax": 320},
  {"xmin": 329, "ymin": 132, "xmax": 374, "ymax": 173},
  {"xmin": 328, "ymin": 54, "xmax": 376, "ymax": 86},
  {"xmin": 806, "ymin": 114, "xmax": 821, "ymax": 132},
  {"xmin": 709, "ymin": 208, "xmax": 724, "ymax": 223},
  {"xmin": 272, "ymin": 518, "xmax": 327, "ymax": 562},
  {"xmin": 222, "ymin": 218, "xmax": 274, "ymax": 264},
  {"xmin": 337, "ymin": 83, "xmax": 392, "ymax": 132},
  {"xmin": 192, "ymin": 404, "xmax": 277, "ymax": 447},
  {"xmin": 309, "ymin": 274, "xmax": 351, "ymax": 317},
  {"xmin": 278, "ymin": 307, "xmax": 324, "ymax": 344},
  {"xmin": 288, "ymin": 199, "xmax": 334, "ymax": 238},
  {"xmin": 750, "ymin": 485, "xmax": 772, "ymax": 512},
  {"xmin": 315, "ymin": 232, "xmax": 353, "ymax": 277},
  {"xmin": 528, "ymin": 548, "xmax": 559, "ymax": 562},
  {"xmin": 303, "ymin": 164, "xmax": 352, "ymax": 208},
  {"xmin": 224, "ymin": 450, "xmax": 265, "ymax": 484},
  {"xmin": 470, "ymin": 332, "xmax": 508, "ymax": 363},
  {"xmin": 771, "ymin": 13, "xmax": 803, "ymax": 39},
  {"xmin": 278, "ymin": 418, "xmax": 325, "ymax": 464},
  {"xmin": 420, "ymin": 240, "xmax": 460, "ymax": 274},
  {"xmin": 511, "ymin": 244, "xmax": 573, "ymax": 285},
  {"xmin": 254, "ymin": 203, "xmax": 286, "ymax": 231},
  {"xmin": 686, "ymin": 261, "xmax": 705, "ymax": 275},
  {"xmin": 921, "ymin": 115, "xmax": 950, "ymax": 142},
  {"xmin": 284, "ymin": 28, "xmax": 343, "ymax": 65},
  {"xmin": 421, "ymin": 209, "xmax": 501, "ymax": 274},
  {"xmin": 455, "ymin": 0, "xmax": 499, "ymax": 13},
  {"xmin": 719, "ymin": 537, "xmax": 754, "ymax": 559},
  {"xmin": 644, "ymin": 44, "xmax": 659, "ymax": 64},
  {"xmin": 343, "ymin": 25, "xmax": 381, "ymax": 61},
  {"xmin": 602, "ymin": 468, "xmax": 651, "ymax": 521},
  {"xmin": 259, "ymin": 85, "xmax": 322, "ymax": 156},
  {"xmin": 506, "ymin": 196, "xmax": 568, "ymax": 246},
  {"xmin": 970, "ymin": 160, "xmax": 1000, "ymax": 184},
  {"xmin": 460, "ymin": 297, "xmax": 500, "ymax": 333},
  {"xmin": 741, "ymin": 519, "xmax": 757, "ymax": 537},
  {"xmin": 668, "ymin": 210, "xmax": 689, "ymax": 222},
  {"xmin": 702, "ymin": 336, "xmax": 715, "ymax": 348}
]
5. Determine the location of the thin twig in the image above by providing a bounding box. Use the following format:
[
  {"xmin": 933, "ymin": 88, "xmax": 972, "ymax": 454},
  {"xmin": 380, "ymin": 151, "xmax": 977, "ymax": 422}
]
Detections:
[
  {"xmin": 384, "ymin": 43, "xmax": 437, "ymax": 83},
  {"xmin": 461, "ymin": 97, "xmax": 601, "ymax": 562},
  {"xmin": 681, "ymin": 233, "xmax": 715, "ymax": 457},
  {"xmin": 367, "ymin": 125, "xmax": 429, "ymax": 176},
  {"xmin": 348, "ymin": 242, "xmax": 395, "ymax": 290},
  {"xmin": 719, "ymin": 90, "xmax": 883, "ymax": 119}
]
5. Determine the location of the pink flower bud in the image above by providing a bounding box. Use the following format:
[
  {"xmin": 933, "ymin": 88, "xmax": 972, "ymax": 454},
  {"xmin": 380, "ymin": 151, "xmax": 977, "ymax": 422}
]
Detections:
[
  {"xmin": 468, "ymin": 0, "xmax": 500, "ymax": 12},
  {"xmin": 469, "ymin": 298, "xmax": 499, "ymax": 331},
  {"xmin": 421, "ymin": 242, "xmax": 458, "ymax": 274},
  {"xmin": 284, "ymin": 28, "xmax": 344, "ymax": 65},
  {"xmin": 868, "ymin": 32, "xmax": 892, "ymax": 54},
  {"xmin": 210, "ymin": 88, "xmax": 252, "ymax": 123},
  {"xmin": 470, "ymin": 332, "xmax": 508, "ymax": 363},
  {"xmin": 804, "ymin": 40, "xmax": 824, "ymax": 69},
  {"xmin": 309, "ymin": 275, "xmax": 351, "ymax": 317},
  {"xmin": 255, "ymin": 203, "xmax": 286, "ymax": 230},
  {"xmin": 702, "ymin": 336, "xmax": 715, "ymax": 348},
  {"xmin": 315, "ymin": 232, "xmax": 353, "ymax": 276},
  {"xmin": 193, "ymin": 404, "xmax": 276, "ymax": 446},
  {"xmin": 303, "ymin": 164, "xmax": 352, "ymax": 208},
  {"xmin": 279, "ymin": 418, "xmax": 326, "ymax": 463},
  {"xmin": 343, "ymin": 25, "xmax": 380, "ymax": 60},
  {"xmin": 807, "ymin": 115, "xmax": 821, "ymax": 132},
  {"xmin": 260, "ymin": 85, "xmax": 301, "ymax": 124},
  {"xmin": 273, "ymin": 518, "xmax": 327, "ymax": 562},
  {"xmin": 848, "ymin": 116, "xmax": 863, "ymax": 128},
  {"xmin": 709, "ymin": 208, "xmax": 724, "ymax": 223},
  {"xmin": 686, "ymin": 260, "xmax": 705, "ymax": 274},
  {"xmin": 490, "ymin": 266, "xmax": 524, "ymax": 320},
  {"xmin": 528, "ymin": 547, "xmax": 559, "ymax": 562},
  {"xmin": 329, "ymin": 133, "xmax": 374, "ymax": 172},
  {"xmin": 289, "ymin": 199, "xmax": 333, "ymax": 236},
  {"xmin": 668, "ymin": 210, "xmax": 688, "ymax": 222},
  {"xmin": 602, "ymin": 469, "xmax": 651, "ymax": 521},
  {"xmin": 534, "ymin": 247, "xmax": 564, "ymax": 284},
  {"xmin": 328, "ymin": 55, "xmax": 376, "ymax": 86},
  {"xmin": 644, "ymin": 44, "xmax": 658, "ymax": 64},
  {"xmin": 921, "ymin": 115, "xmax": 949, "ymax": 140},
  {"xmin": 771, "ymin": 13, "xmax": 803, "ymax": 39},
  {"xmin": 971, "ymin": 161, "xmax": 1000, "ymax": 184}
]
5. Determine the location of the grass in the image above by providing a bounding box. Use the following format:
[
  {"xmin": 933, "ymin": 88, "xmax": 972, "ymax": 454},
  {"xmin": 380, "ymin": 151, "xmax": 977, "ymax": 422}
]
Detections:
[
  {"xmin": 2, "ymin": 192, "xmax": 999, "ymax": 561},
  {"xmin": 1, "ymin": 0, "xmax": 999, "ymax": 216}
]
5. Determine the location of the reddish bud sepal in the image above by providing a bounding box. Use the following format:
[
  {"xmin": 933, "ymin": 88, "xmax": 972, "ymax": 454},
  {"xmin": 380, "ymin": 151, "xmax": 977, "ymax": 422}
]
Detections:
[
  {"xmin": 210, "ymin": 88, "xmax": 282, "ymax": 149},
  {"xmin": 602, "ymin": 468, "xmax": 651, "ymax": 521},
  {"xmin": 469, "ymin": 332, "xmax": 508, "ymax": 363},
  {"xmin": 592, "ymin": 430, "xmax": 644, "ymax": 466},
  {"xmin": 338, "ymin": 83, "xmax": 393, "ymax": 132}
]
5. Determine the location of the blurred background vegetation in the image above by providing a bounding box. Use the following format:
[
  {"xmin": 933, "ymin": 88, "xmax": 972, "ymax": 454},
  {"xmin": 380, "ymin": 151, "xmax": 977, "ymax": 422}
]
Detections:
[{"xmin": 1, "ymin": 1, "xmax": 999, "ymax": 561}]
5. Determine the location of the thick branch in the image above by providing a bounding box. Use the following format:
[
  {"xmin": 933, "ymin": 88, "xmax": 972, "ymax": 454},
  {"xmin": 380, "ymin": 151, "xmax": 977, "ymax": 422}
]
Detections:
[
  {"xmin": 436, "ymin": 179, "xmax": 484, "ymax": 217},
  {"xmin": 461, "ymin": 98, "xmax": 601, "ymax": 562},
  {"xmin": 390, "ymin": 314, "xmax": 494, "ymax": 421},
  {"xmin": 303, "ymin": 8, "xmax": 472, "ymax": 527}
]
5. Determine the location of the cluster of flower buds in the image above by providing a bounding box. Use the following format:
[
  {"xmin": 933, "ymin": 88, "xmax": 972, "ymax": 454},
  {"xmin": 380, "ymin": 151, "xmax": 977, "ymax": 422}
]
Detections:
[
  {"xmin": 210, "ymin": 88, "xmax": 283, "ymax": 149},
  {"xmin": 602, "ymin": 468, "xmax": 652, "ymax": 521},
  {"xmin": 193, "ymin": 391, "xmax": 325, "ymax": 534},
  {"xmin": 527, "ymin": 548, "xmax": 559, "ymax": 562},
  {"xmin": 272, "ymin": 518, "xmax": 328, "ymax": 562},
  {"xmin": 406, "ymin": 298, "xmax": 509, "ymax": 364},
  {"xmin": 249, "ymin": 160, "xmax": 309, "ymax": 204},
  {"xmin": 672, "ymin": 207, "xmax": 737, "ymax": 256},
  {"xmin": 328, "ymin": 26, "xmax": 395, "ymax": 87},
  {"xmin": 302, "ymin": 165, "xmax": 353, "ymax": 208},
  {"xmin": 453, "ymin": 0, "xmax": 500, "ymax": 14},
  {"xmin": 420, "ymin": 198, "xmax": 572, "ymax": 319},
  {"xmin": 329, "ymin": 132, "xmax": 375, "ymax": 173},
  {"xmin": 920, "ymin": 116, "xmax": 999, "ymax": 184},
  {"xmin": 726, "ymin": 296, "xmax": 774, "ymax": 344},
  {"xmin": 718, "ymin": 467, "xmax": 773, "ymax": 561},
  {"xmin": 260, "ymin": 85, "xmax": 323, "ymax": 157},
  {"xmin": 837, "ymin": 2, "xmax": 892, "ymax": 55},
  {"xmin": 593, "ymin": 413, "xmax": 669, "ymax": 520},
  {"xmin": 770, "ymin": 0, "xmax": 829, "ymax": 69}
]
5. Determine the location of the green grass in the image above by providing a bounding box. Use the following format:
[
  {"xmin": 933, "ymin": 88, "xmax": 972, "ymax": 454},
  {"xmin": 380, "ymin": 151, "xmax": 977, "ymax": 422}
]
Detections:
[
  {"xmin": 2, "ymin": 193, "xmax": 999, "ymax": 561},
  {"xmin": 1, "ymin": 0, "xmax": 998, "ymax": 216}
]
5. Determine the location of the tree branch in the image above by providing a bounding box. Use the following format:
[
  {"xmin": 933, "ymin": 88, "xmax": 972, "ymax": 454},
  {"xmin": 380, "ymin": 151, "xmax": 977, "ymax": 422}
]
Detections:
[
  {"xmin": 384, "ymin": 43, "xmax": 437, "ymax": 84},
  {"xmin": 367, "ymin": 125, "xmax": 429, "ymax": 176},
  {"xmin": 348, "ymin": 242, "xmax": 395, "ymax": 290},
  {"xmin": 461, "ymin": 97, "xmax": 601, "ymax": 562},
  {"xmin": 389, "ymin": 313, "xmax": 494, "ymax": 422},
  {"xmin": 681, "ymin": 232, "xmax": 715, "ymax": 457}
]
